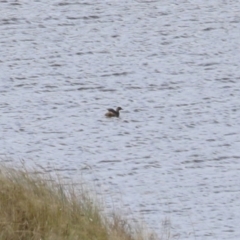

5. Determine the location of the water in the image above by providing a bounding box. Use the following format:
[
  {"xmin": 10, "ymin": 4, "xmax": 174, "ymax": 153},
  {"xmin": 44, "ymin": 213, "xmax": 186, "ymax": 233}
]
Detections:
[{"xmin": 1, "ymin": 0, "xmax": 240, "ymax": 239}]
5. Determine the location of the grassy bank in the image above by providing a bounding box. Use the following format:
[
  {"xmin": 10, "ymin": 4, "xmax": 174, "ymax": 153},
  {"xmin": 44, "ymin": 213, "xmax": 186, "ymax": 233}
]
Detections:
[{"xmin": 0, "ymin": 166, "xmax": 159, "ymax": 240}]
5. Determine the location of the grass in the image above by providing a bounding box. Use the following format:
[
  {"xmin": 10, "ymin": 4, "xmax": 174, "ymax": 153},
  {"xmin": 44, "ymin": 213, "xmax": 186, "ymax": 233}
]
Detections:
[{"xmin": 0, "ymin": 166, "xmax": 160, "ymax": 240}]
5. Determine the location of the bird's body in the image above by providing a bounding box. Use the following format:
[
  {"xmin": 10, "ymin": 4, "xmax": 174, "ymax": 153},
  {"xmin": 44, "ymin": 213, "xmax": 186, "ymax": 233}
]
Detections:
[{"xmin": 105, "ymin": 107, "xmax": 122, "ymax": 117}]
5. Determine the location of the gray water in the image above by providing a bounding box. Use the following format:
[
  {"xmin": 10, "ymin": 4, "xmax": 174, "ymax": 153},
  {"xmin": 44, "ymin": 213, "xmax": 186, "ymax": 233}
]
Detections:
[{"xmin": 1, "ymin": 0, "xmax": 240, "ymax": 239}]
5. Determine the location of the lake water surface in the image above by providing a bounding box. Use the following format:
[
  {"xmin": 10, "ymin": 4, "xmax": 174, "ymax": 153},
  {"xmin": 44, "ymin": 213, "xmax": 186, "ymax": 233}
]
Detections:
[{"xmin": 1, "ymin": 1, "xmax": 240, "ymax": 239}]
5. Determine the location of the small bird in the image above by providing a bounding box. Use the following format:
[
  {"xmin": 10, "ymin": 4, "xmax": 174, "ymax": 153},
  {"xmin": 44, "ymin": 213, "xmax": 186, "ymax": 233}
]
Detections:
[{"xmin": 105, "ymin": 107, "xmax": 123, "ymax": 117}]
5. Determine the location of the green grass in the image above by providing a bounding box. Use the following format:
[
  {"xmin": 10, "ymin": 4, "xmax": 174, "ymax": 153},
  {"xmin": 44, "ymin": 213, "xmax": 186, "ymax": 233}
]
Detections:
[{"xmin": 0, "ymin": 166, "xmax": 160, "ymax": 240}]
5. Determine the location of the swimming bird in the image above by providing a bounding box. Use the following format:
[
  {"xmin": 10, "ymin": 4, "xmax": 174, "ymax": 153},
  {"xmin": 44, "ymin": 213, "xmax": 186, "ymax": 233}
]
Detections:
[{"xmin": 105, "ymin": 107, "xmax": 123, "ymax": 117}]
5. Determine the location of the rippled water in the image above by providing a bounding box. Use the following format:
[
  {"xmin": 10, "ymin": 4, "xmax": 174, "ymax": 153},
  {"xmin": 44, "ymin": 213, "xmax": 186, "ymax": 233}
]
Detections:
[{"xmin": 1, "ymin": 0, "xmax": 240, "ymax": 239}]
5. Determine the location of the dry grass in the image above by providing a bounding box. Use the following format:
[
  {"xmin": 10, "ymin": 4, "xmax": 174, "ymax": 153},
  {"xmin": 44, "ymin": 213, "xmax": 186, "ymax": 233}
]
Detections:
[{"xmin": 0, "ymin": 166, "xmax": 159, "ymax": 240}]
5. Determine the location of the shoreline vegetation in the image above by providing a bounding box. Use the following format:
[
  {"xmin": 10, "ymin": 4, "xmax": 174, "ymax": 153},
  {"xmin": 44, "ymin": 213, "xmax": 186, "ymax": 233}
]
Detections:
[{"xmin": 0, "ymin": 165, "xmax": 165, "ymax": 240}]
